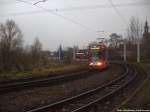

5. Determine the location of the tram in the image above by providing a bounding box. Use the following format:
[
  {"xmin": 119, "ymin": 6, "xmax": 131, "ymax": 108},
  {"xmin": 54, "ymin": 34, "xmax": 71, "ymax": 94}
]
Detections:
[{"xmin": 88, "ymin": 43, "xmax": 108, "ymax": 70}]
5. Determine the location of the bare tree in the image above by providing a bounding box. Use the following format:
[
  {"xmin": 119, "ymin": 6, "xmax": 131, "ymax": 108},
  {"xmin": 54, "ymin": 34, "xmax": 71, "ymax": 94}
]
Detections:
[
  {"xmin": 0, "ymin": 20, "xmax": 23, "ymax": 70},
  {"xmin": 109, "ymin": 33, "xmax": 122, "ymax": 48},
  {"xmin": 31, "ymin": 37, "xmax": 42, "ymax": 66},
  {"xmin": 126, "ymin": 17, "xmax": 143, "ymax": 60},
  {"xmin": 127, "ymin": 17, "xmax": 142, "ymax": 44},
  {"xmin": 64, "ymin": 47, "xmax": 73, "ymax": 64},
  {"xmin": 107, "ymin": 33, "xmax": 122, "ymax": 60}
]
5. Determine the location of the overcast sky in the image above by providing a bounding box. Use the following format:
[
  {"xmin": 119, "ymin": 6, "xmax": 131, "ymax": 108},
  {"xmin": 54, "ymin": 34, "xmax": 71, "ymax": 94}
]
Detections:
[{"xmin": 0, "ymin": 0, "xmax": 150, "ymax": 51}]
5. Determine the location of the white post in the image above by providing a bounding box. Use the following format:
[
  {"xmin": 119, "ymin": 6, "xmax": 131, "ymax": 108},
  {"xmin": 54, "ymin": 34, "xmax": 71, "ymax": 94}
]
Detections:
[
  {"xmin": 73, "ymin": 46, "xmax": 76, "ymax": 61},
  {"xmin": 137, "ymin": 38, "xmax": 140, "ymax": 63},
  {"xmin": 58, "ymin": 46, "xmax": 60, "ymax": 61},
  {"xmin": 123, "ymin": 39, "xmax": 127, "ymax": 61},
  {"xmin": 137, "ymin": 27, "xmax": 140, "ymax": 63},
  {"xmin": 136, "ymin": 18, "xmax": 140, "ymax": 63},
  {"xmin": 105, "ymin": 40, "xmax": 108, "ymax": 61}
]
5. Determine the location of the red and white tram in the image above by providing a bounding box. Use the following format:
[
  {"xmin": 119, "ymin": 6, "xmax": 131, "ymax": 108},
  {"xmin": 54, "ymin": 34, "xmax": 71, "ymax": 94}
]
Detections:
[{"xmin": 88, "ymin": 43, "xmax": 108, "ymax": 70}]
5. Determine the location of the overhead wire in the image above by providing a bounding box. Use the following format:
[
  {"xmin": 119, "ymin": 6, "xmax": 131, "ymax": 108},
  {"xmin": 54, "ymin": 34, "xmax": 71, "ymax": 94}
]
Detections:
[
  {"xmin": 1, "ymin": 1, "xmax": 150, "ymax": 16},
  {"xmin": 0, "ymin": 0, "xmax": 37, "ymax": 5},
  {"xmin": 15, "ymin": 0, "xmax": 98, "ymax": 33},
  {"xmin": 1, "ymin": 0, "xmax": 150, "ymax": 7},
  {"xmin": 33, "ymin": 0, "xmax": 48, "ymax": 5},
  {"xmin": 1, "ymin": 2, "xmax": 150, "ymax": 17},
  {"xmin": 54, "ymin": 2, "xmax": 150, "ymax": 12},
  {"xmin": 2, "ymin": 0, "xmax": 148, "ymax": 35},
  {"xmin": 107, "ymin": 0, "xmax": 128, "ymax": 27}
]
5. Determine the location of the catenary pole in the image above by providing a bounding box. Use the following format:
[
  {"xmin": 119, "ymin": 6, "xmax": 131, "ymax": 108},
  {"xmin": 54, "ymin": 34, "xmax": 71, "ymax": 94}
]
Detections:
[
  {"xmin": 123, "ymin": 39, "xmax": 127, "ymax": 61},
  {"xmin": 137, "ymin": 21, "xmax": 140, "ymax": 63}
]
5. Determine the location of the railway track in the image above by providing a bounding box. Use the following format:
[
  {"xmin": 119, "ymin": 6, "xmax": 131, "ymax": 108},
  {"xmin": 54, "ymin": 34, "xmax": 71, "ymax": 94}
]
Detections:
[
  {"xmin": 0, "ymin": 63, "xmax": 124, "ymax": 95},
  {"xmin": 0, "ymin": 70, "xmax": 97, "ymax": 94},
  {"xmin": 26, "ymin": 64, "xmax": 143, "ymax": 112}
]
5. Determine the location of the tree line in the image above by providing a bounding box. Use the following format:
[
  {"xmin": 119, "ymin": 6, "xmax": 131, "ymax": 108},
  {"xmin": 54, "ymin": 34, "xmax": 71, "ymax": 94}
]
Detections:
[
  {"xmin": 0, "ymin": 19, "xmax": 78, "ymax": 73},
  {"xmin": 108, "ymin": 16, "xmax": 150, "ymax": 61},
  {"xmin": 0, "ymin": 20, "xmax": 45, "ymax": 72},
  {"xmin": 1, "ymin": 17, "xmax": 149, "ymax": 72}
]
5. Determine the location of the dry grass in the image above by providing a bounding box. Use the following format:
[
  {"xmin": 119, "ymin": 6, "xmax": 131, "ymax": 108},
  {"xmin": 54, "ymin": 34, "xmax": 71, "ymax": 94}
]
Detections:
[
  {"xmin": 121, "ymin": 63, "xmax": 150, "ymax": 109},
  {"xmin": 0, "ymin": 63, "xmax": 88, "ymax": 81}
]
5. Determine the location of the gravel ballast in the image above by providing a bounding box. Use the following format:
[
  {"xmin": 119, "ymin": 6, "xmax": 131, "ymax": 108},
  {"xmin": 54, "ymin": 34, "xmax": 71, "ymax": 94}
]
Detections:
[{"xmin": 0, "ymin": 64, "xmax": 123, "ymax": 112}]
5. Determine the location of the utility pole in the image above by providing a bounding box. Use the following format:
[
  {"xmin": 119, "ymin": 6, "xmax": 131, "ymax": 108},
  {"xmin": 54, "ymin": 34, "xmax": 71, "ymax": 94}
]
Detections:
[
  {"xmin": 73, "ymin": 46, "xmax": 76, "ymax": 61},
  {"xmin": 137, "ymin": 23, "xmax": 140, "ymax": 63},
  {"xmin": 123, "ymin": 39, "xmax": 127, "ymax": 61},
  {"xmin": 58, "ymin": 45, "xmax": 62, "ymax": 61},
  {"xmin": 105, "ymin": 39, "xmax": 109, "ymax": 62},
  {"xmin": 137, "ymin": 35, "xmax": 140, "ymax": 63},
  {"xmin": 58, "ymin": 46, "xmax": 61, "ymax": 61}
]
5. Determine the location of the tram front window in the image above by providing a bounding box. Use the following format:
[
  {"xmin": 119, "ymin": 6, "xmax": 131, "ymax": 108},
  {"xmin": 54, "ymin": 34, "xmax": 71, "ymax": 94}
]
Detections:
[{"xmin": 91, "ymin": 52, "xmax": 100, "ymax": 61}]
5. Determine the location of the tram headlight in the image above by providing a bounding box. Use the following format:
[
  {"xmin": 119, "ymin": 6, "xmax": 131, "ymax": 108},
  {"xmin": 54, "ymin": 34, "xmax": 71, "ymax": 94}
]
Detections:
[
  {"xmin": 89, "ymin": 62, "xmax": 94, "ymax": 66},
  {"xmin": 97, "ymin": 62, "xmax": 102, "ymax": 66}
]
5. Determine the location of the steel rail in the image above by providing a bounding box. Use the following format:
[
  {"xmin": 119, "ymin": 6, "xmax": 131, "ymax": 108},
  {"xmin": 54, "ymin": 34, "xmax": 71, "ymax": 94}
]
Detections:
[
  {"xmin": 72, "ymin": 66, "xmax": 137, "ymax": 112},
  {"xmin": 0, "ymin": 63, "xmax": 124, "ymax": 94},
  {"xmin": 26, "ymin": 64, "xmax": 130, "ymax": 112},
  {"xmin": 0, "ymin": 70, "xmax": 94, "ymax": 94}
]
